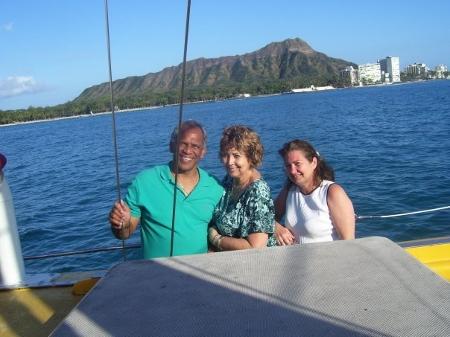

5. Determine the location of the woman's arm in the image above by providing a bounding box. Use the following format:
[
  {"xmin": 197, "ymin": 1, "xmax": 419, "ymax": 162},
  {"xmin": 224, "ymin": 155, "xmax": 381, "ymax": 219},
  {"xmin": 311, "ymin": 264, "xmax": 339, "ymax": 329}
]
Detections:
[
  {"xmin": 221, "ymin": 232, "xmax": 268, "ymax": 250},
  {"xmin": 208, "ymin": 227, "xmax": 268, "ymax": 250},
  {"xmin": 275, "ymin": 221, "xmax": 296, "ymax": 246},
  {"xmin": 274, "ymin": 184, "xmax": 288, "ymax": 222},
  {"xmin": 274, "ymin": 184, "xmax": 296, "ymax": 245},
  {"xmin": 327, "ymin": 184, "xmax": 355, "ymax": 240}
]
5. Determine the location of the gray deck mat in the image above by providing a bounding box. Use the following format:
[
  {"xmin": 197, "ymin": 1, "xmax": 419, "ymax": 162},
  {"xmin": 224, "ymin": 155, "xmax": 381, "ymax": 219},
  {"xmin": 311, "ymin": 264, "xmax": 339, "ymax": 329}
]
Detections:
[{"xmin": 51, "ymin": 237, "xmax": 450, "ymax": 336}]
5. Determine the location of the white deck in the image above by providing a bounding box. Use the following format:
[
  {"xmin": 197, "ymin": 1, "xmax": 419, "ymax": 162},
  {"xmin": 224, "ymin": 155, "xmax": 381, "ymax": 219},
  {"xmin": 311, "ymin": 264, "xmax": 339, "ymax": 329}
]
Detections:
[{"xmin": 51, "ymin": 237, "xmax": 450, "ymax": 336}]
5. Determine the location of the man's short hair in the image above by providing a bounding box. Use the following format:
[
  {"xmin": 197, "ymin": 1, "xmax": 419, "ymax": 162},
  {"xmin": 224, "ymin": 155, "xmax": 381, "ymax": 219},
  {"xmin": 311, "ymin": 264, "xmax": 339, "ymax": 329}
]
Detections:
[{"xmin": 170, "ymin": 120, "xmax": 207, "ymax": 148}]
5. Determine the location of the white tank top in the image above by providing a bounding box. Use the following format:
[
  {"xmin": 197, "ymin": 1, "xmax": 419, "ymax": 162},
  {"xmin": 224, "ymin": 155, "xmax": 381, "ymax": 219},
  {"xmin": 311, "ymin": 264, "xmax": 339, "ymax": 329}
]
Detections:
[{"xmin": 285, "ymin": 180, "xmax": 338, "ymax": 244}]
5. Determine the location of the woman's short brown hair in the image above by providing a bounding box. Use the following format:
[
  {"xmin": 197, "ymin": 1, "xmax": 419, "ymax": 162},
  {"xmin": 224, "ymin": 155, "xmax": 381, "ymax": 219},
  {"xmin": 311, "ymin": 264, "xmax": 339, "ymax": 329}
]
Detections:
[{"xmin": 220, "ymin": 125, "xmax": 264, "ymax": 168}]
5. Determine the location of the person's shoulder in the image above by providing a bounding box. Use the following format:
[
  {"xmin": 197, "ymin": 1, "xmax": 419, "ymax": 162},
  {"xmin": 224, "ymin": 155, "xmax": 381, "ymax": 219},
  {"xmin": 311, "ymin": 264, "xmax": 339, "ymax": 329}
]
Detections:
[
  {"xmin": 250, "ymin": 178, "xmax": 272, "ymax": 195},
  {"xmin": 324, "ymin": 179, "xmax": 339, "ymax": 190},
  {"xmin": 135, "ymin": 164, "xmax": 167, "ymax": 181},
  {"xmin": 247, "ymin": 178, "xmax": 274, "ymax": 208},
  {"xmin": 198, "ymin": 167, "xmax": 223, "ymax": 189},
  {"xmin": 253, "ymin": 178, "xmax": 271, "ymax": 189},
  {"xmin": 327, "ymin": 182, "xmax": 347, "ymax": 199}
]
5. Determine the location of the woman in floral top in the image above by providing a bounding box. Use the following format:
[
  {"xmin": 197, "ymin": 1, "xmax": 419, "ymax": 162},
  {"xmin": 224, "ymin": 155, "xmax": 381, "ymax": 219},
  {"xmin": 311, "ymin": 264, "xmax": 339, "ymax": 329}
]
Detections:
[{"xmin": 208, "ymin": 125, "xmax": 276, "ymax": 251}]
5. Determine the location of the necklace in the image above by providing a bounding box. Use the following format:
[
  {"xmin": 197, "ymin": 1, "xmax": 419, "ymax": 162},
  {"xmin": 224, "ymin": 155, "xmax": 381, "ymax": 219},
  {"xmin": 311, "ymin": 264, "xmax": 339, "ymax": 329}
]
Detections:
[
  {"xmin": 172, "ymin": 170, "xmax": 199, "ymax": 196},
  {"xmin": 230, "ymin": 171, "xmax": 257, "ymax": 201},
  {"xmin": 301, "ymin": 179, "xmax": 322, "ymax": 195},
  {"xmin": 230, "ymin": 184, "xmax": 245, "ymax": 201}
]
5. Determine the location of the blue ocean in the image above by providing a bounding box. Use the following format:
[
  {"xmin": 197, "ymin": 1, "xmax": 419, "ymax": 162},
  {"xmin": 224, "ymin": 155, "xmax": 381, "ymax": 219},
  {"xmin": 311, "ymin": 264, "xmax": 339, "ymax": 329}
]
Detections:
[{"xmin": 2, "ymin": 80, "xmax": 450, "ymax": 274}]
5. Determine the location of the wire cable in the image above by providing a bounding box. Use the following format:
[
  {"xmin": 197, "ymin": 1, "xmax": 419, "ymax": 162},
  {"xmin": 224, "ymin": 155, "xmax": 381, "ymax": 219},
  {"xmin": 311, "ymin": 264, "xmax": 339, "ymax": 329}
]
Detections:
[
  {"xmin": 104, "ymin": 0, "xmax": 126, "ymax": 261},
  {"xmin": 356, "ymin": 205, "xmax": 450, "ymax": 220},
  {"xmin": 170, "ymin": 0, "xmax": 192, "ymax": 257}
]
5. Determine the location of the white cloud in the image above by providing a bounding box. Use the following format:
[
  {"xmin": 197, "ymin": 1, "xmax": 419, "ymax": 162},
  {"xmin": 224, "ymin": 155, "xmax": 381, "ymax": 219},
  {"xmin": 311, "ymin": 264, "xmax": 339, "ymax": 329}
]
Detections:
[
  {"xmin": 2, "ymin": 22, "xmax": 13, "ymax": 31},
  {"xmin": 0, "ymin": 76, "xmax": 44, "ymax": 98}
]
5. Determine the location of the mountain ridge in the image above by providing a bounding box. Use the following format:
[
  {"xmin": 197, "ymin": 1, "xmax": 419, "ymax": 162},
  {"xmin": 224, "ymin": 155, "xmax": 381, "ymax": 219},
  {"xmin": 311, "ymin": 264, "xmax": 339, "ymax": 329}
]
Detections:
[{"xmin": 75, "ymin": 38, "xmax": 356, "ymax": 102}]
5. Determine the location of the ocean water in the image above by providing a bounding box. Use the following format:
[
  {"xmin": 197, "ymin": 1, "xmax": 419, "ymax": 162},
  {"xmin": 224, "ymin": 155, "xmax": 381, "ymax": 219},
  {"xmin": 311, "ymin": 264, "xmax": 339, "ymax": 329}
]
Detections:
[{"xmin": 2, "ymin": 80, "xmax": 450, "ymax": 274}]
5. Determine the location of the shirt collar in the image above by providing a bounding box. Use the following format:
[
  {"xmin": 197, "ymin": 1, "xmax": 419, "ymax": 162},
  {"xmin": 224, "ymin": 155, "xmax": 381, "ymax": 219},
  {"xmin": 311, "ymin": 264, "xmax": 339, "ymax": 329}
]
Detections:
[{"xmin": 160, "ymin": 162, "xmax": 211, "ymax": 188}]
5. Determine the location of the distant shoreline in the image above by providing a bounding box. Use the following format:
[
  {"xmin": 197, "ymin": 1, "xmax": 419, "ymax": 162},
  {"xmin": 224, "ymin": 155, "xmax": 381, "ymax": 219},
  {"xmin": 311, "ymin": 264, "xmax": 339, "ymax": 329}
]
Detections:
[
  {"xmin": 1, "ymin": 79, "xmax": 445, "ymax": 128},
  {"xmin": 0, "ymin": 106, "xmax": 160, "ymax": 128}
]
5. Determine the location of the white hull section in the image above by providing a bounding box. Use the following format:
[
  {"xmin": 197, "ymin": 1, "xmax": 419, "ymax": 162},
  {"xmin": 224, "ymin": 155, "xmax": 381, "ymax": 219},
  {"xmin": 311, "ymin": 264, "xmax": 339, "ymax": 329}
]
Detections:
[{"xmin": 0, "ymin": 173, "xmax": 25, "ymax": 286}]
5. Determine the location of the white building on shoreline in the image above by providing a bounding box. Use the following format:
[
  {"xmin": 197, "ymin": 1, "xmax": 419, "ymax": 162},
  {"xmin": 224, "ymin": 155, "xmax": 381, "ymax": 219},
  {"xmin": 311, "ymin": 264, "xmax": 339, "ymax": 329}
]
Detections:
[
  {"xmin": 358, "ymin": 63, "xmax": 382, "ymax": 85},
  {"xmin": 340, "ymin": 66, "xmax": 358, "ymax": 85},
  {"xmin": 342, "ymin": 56, "xmax": 401, "ymax": 86},
  {"xmin": 405, "ymin": 63, "xmax": 428, "ymax": 76},
  {"xmin": 380, "ymin": 56, "xmax": 401, "ymax": 83},
  {"xmin": 435, "ymin": 64, "xmax": 448, "ymax": 79}
]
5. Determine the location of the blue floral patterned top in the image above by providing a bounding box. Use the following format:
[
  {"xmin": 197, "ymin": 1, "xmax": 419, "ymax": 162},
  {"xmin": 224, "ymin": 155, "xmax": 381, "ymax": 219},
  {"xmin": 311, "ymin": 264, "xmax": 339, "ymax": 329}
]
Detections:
[{"xmin": 212, "ymin": 175, "xmax": 276, "ymax": 247}]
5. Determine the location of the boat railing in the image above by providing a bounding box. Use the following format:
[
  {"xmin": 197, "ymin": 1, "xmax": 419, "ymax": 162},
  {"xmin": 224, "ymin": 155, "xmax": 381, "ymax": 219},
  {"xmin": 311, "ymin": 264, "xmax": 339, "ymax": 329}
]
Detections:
[
  {"xmin": 23, "ymin": 242, "xmax": 142, "ymax": 261},
  {"xmin": 356, "ymin": 205, "xmax": 450, "ymax": 219},
  {"xmin": 20, "ymin": 204, "xmax": 450, "ymax": 261}
]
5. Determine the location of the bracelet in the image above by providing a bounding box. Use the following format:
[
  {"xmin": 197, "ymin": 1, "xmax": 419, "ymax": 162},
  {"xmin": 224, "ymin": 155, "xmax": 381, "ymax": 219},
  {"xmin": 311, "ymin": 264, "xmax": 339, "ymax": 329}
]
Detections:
[
  {"xmin": 212, "ymin": 234, "xmax": 223, "ymax": 250},
  {"xmin": 217, "ymin": 235, "xmax": 223, "ymax": 251},
  {"xmin": 212, "ymin": 234, "xmax": 221, "ymax": 246}
]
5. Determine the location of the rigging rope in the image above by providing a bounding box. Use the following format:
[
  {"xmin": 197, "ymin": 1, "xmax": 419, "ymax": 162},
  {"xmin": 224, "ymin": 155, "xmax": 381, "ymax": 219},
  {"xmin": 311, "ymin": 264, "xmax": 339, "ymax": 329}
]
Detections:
[
  {"xmin": 356, "ymin": 205, "xmax": 450, "ymax": 220},
  {"xmin": 170, "ymin": 0, "xmax": 192, "ymax": 257},
  {"xmin": 104, "ymin": 0, "xmax": 127, "ymax": 261}
]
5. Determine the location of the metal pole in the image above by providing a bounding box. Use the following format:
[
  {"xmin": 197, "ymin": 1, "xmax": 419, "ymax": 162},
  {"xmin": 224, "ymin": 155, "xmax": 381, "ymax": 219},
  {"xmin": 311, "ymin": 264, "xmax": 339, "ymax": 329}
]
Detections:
[
  {"xmin": 170, "ymin": 0, "xmax": 192, "ymax": 257},
  {"xmin": 104, "ymin": 0, "xmax": 126, "ymax": 260}
]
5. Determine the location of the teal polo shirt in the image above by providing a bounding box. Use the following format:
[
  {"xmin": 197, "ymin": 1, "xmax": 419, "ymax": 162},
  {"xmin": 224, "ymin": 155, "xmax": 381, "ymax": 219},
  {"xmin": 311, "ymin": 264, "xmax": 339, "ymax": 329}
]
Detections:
[{"xmin": 125, "ymin": 164, "xmax": 223, "ymax": 259}]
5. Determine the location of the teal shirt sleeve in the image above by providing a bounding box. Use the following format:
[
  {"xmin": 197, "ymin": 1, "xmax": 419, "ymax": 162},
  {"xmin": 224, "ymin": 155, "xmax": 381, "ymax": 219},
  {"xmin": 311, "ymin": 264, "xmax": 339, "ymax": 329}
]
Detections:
[{"xmin": 125, "ymin": 176, "xmax": 141, "ymax": 218}]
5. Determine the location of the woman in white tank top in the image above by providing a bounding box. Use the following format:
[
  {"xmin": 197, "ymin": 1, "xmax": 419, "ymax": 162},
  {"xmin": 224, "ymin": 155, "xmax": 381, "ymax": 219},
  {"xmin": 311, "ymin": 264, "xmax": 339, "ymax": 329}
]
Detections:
[{"xmin": 274, "ymin": 140, "xmax": 355, "ymax": 245}]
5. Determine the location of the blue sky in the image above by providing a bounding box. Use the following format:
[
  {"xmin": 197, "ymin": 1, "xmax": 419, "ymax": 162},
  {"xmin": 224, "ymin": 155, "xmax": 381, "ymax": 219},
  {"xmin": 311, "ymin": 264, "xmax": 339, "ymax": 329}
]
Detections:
[{"xmin": 1, "ymin": 0, "xmax": 449, "ymax": 110}]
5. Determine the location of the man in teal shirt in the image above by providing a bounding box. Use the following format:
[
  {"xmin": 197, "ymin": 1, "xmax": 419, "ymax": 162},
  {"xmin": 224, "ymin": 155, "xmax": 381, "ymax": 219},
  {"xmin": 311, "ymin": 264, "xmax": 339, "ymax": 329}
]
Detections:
[{"xmin": 109, "ymin": 120, "xmax": 223, "ymax": 258}]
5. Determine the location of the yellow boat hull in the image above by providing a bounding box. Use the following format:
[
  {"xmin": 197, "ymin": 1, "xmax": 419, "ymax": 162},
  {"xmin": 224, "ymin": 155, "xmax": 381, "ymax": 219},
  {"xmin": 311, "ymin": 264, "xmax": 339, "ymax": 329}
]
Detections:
[
  {"xmin": 0, "ymin": 286, "xmax": 82, "ymax": 337},
  {"xmin": 405, "ymin": 242, "xmax": 450, "ymax": 281}
]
